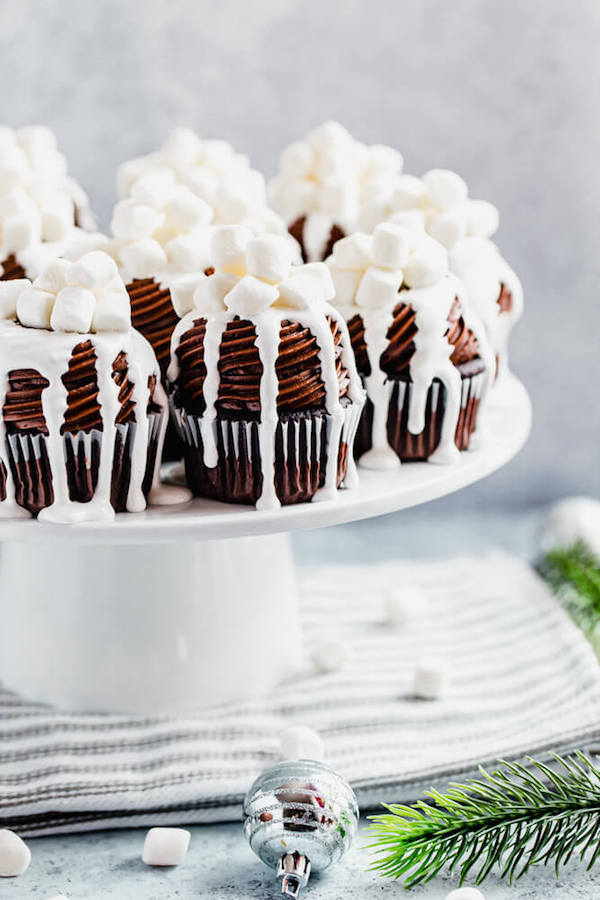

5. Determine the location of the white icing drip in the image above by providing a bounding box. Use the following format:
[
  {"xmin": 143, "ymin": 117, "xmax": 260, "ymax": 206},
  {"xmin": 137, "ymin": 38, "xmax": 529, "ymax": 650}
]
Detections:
[
  {"xmin": 199, "ymin": 314, "xmax": 229, "ymax": 469},
  {"xmin": 0, "ymin": 320, "xmax": 166, "ymax": 523},
  {"xmin": 360, "ymin": 304, "xmax": 400, "ymax": 471},
  {"xmin": 252, "ymin": 308, "xmax": 281, "ymax": 510},
  {"xmin": 302, "ymin": 213, "xmax": 337, "ymax": 263}
]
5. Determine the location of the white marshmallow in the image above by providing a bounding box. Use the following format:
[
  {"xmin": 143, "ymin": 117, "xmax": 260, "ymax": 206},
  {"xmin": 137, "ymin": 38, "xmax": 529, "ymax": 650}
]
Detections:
[
  {"xmin": 364, "ymin": 144, "xmax": 403, "ymax": 175},
  {"xmin": 17, "ymin": 286, "xmax": 55, "ymax": 329},
  {"xmin": 278, "ymin": 270, "xmax": 326, "ymax": 309},
  {"xmin": 17, "ymin": 125, "xmax": 58, "ymax": 164},
  {"xmin": 62, "ymin": 230, "xmax": 112, "ymax": 262},
  {"xmin": 389, "ymin": 209, "xmax": 426, "ymax": 231},
  {"xmin": 162, "ymin": 127, "xmax": 203, "ymax": 167},
  {"xmin": 166, "ymin": 233, "xmax": 209, "ymax": 272},
  {"xmin": 318, "ymin": 179, "xmax": 358, "ymax": 218},
  {"xmin": 142, "ymin": 827, "xmax": 191, "ymax": 867},
  {"xmin": 119, "ymin": 239, "xmax": 168, "ymax": 279},
  {"xmin": 117, "ymin": 155, "xmax": 156, "ymax": 198},
  {"xmin": 274, "ymin": 177, "xmax": 318, "ymax": 221},
  {"xmin": 164, "ymin": 192, "xmax": 213, "ymax": 231},
  {"xmin": 445, "ymin": 889, "xmax": 486, "ymax": 900},
  {"xmin": 308, "ymin": 120, "xmax": 353, "ymax": 154},
  {"xmin": 332, "ymin": 233, "xmax": 373, "ymax": 270},
  {"xmin": 170, "ymin": 273, "xmax": 206, "ymax": 317},
  {"xmin": 50, "ymin": 286, "xmax": 95, "ymax": 333},
  {"xmin": 111, "ymin": 199, "xmax": 164, "ymax": 242},
  {"xmin": 2, "ymin": 214, "xmax": 40, "ymax": 254},
  {"xmin": 391, "ymin": 175, "xmax": 428, "ymax": 209},
  {"xmin": 385, "ymin": 585, "xmax": 429, "ymax": 629},
  {"xmin": 413, "ymin": 656, "xmax": 449, "ymax": 699},
  {"xmin": 329, "ymin": 265, "xmax": 362, "ymax": 307},
  {"xmin": 298, "ymin": 262, "xmax": 336, "ymax": 301},
  {"xmin": 0, "ymin": 186, "xmax": 36, "ymax": 219},
  {"xmin": 423, "ymin": 169, "xmax": 468, "ymax": 210},
  {"xmin": 130, "ymin": 168, "xmax": 176, "ymax": 209},
  {"xmin": 0, "ymin": 829, "xmax": 31, "ymax": 877},
  {"xmin": 67, "ymin": 251, "xmax": 118, "ymax": 289},
  {"xmin": 0, "ymin": 278, "xmax": 30, "ymax": 319},
  {"xmin": 280, "ymin": 141, "xmax": 315, "ymax": 178},
  {"xmin": 279, "ymin": 725, "xmax": 324, "ymax": 761},
  {"xmin": 539, "ymin": 496, "xmax": 600, "ymax": 560},
  {"xmin": 92, "ymin": 292, "xmax": 131, "ymax": 332},
  {"xmin": 225, "ymin": 274, "xmax": 279, "ymax": 316},
  {"xmin": 210, "ymin": 225, "xmax": 252, "ymax": 275},
  {"xmin": 311, "ymin": 638, "xmax": 352, "ymax": 674},
  {"xmin": 246, "ymin": 235, "xmax": 294, "ymax": 284},
  {"xmin": 428, "ymin": 210, "xmax": 467, "ymax": 249},
  {"xmin": 465, "ymin": 199, "xmax": 499, "ymax": 238},
  {"xmin": 215, "ymin": 183, "xmax": 253, "ymax": 223},
  {"xmin": 356, "ymin": 267, "xmax": 402, "ymax": 310},
  {"xmin": 47, "ymin": 896, "xmax": 70, "ymax": 900},
  {"xmin": 193, "ymin": 271, "xmax": 237, "ymax": 314},
  {"xmin": 41, "ymin": 207, "xmax": 73, "ymax": 242},
  {"xmin": 371, "ymin": 223, "xmax": 411, "ymax": 269},
  {"xmin": 403, "ymin": 236, "xmax": 448, "ymax": 288}
]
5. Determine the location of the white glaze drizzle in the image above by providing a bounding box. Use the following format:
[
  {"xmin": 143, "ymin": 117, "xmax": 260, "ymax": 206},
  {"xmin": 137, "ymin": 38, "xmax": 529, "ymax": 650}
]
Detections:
[{"xmin": 0, "ymin": 320, "xmax": 167, "ymax": 523}]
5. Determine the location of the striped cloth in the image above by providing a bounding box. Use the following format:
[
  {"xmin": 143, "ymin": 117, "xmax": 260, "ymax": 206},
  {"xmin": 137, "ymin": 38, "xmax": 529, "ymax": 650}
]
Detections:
[{"xmin": 1, "ymin": 553, "xmax": 599, "ymax": 836}]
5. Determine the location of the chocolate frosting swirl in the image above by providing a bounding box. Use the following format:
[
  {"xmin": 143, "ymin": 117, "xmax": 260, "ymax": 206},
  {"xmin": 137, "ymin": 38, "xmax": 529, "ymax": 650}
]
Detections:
[
  {"xmin": 348, "ymin": 294, "xmax": 480, "ymax": 379},
  {"xmin": 3, "ymin": 341, "xmax": 157, "ymax": 436},
  {"xmin": 288, "ymin": 216, "xmax": 345, "ymax": 263},
  {"xmin": 128, "ymin": 278, "xmax": 179, "ymax": 378},
  {"xmin": 0, "ymin": 255, "xmax": 27, "ymax": 280},
  {"xmin": 175, "ymin": 316, "xmax": 350, "ymax": 418},
  {"xmin": 497, "ymin": 282, "xmax": 513, "ymax": 313}
]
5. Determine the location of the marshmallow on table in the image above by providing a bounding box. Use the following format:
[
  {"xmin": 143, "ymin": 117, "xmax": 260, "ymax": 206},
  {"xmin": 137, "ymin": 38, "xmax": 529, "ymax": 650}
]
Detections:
[
  {"xmin": 385, "ymin": 584, "xmax": 429, "ymax": 628},
  {"xmin": 279, "ymin": 725, "xmax": 324, "ymax": 761},
  {"xmin": 142, "ymin": 827, "xmax": 191, "ymax": 867},
  {"xmin": 539, "ymin": 496, "xmax": 600, "ymax": 561},
  {"xmin": 413, "ymin": 656, "xmax": 449, "ymax": 699},
  {"xmin": 445, "ymin": 889, "xmax": 486, "ymax": 900},
  {"xmin": 0, "ymin": 829, "xmax": 31, "ymax": 877},
  {"xmin": 311, "ymin": 638, "xmax": 352, "ymax": 674}
]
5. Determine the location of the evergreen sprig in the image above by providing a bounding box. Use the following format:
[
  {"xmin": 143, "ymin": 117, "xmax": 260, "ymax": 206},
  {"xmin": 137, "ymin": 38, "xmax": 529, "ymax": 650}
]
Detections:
[
  {"xmin": 539, "ymin": 543, "xmax": 600, "ymax": 655},
  {"xmin": 367, "ymin": 752, "xmax": 600, "ymax": 887}
]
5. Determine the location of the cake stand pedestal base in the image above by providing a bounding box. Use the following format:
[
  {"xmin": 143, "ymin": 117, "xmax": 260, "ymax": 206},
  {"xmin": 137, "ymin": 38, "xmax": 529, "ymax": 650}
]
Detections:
[{"xmin": 0, "ymin": 532, "xmax": 300, "ymax": 714}]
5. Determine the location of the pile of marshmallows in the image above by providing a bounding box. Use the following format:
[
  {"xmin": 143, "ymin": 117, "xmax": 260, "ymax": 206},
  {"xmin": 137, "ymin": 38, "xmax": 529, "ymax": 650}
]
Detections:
[{"xmin": 0, "ymin": 252, "xmax": 131, "ymax": 334}]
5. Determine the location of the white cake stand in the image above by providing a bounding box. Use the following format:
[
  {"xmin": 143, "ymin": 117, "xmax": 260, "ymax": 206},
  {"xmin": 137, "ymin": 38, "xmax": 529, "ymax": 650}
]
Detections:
[{"xmin": 0, "ymin": 373, "xmax": 531, "ymax": 715}]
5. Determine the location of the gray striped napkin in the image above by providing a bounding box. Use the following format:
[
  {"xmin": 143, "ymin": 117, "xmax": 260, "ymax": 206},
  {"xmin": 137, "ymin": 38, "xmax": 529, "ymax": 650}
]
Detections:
[{"xmin": 1, "ymin": 553, "xmax": 599, "ymax": 836}]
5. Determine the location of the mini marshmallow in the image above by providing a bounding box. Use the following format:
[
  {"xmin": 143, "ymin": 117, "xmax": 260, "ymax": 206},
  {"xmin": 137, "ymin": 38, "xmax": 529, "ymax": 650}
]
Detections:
[
  {"xmin": 67, "ymin": 251, "xmax": 118, "ymax": 290},
  {"xmin": 385, "ymin": 584, "xmax": 430, "ymax": 629},
  {"xmin": 365, "ymin": 144, "xmax": 403, "ymax": 175},
  {"xmin": 445, "ymin": 889, "xmax": 486, "ymax": 900},
  {"xmin": 0, "ymin": 278, "xmax": 30, "ymax": 319},
  {"xmin": 403, "ymin": 236, "xmax": 448, "ymax": 288},
  {"xmin": 164, "ymin": 192, "xmax": 213, "ymax": 231},
  {"xmin": 50, "ymin": 286, "xmax": 95, "ymax": 333},
  {"xmin": 0, "ymin": 829, "xmax": 31, "ymax": 877},
  {"xmin": 279, "ymin": 725, "xmax": 324, "ymax": 761},
  {"xmin": 62, "ymin": 230, "xmax": 112, "ymax": 262},
  {"xmin": 92, "ymin": 292, "xmax": 131, "ymax": 332},
  {"xmin": 389, "ymin": 209, "xmax": 426, "ymax": 231},
  {"xmin": 297, "ymin": 262, "xmax": 335, "ymax": 301},
  {"xmin": 246, "ymin": 234, "xmax": 294, "ymax": 283},
  {"xmin": 192, "ymin": 272, "xmax": 237, "ymax": 314},
  {"xmin": 539, "ymin": 496, "xmax": 600, "ymax": 560},
  {"xmin": 119, "ymin": 239, "xmax": 168, "ymax": 279},
  {"xmin": 142, "ymin": 827, "xmax": 191, "ymax": 867},
  {"xmin": 210, "ymin": 225, "xmax": 252, "ymax": 275},
  {"xmin": 41, "ymin": 207, "xmax": 73, "ymax": 242},
  {"xmin": 111, "ymin": 199, "xmax": 164, "ymax": 242},
  {"xmin": 215, "ymin": 183, "xmax": 253, "ymax": 223},
  {"xmin": 2, "ymin": 214, "xmax": 40, "ymax": 254},
  {"xmin": 280, "ymin": 141, "xmax": 315, "ymax": 178},
  {"xmin": 371, "ymin": 223, "xmax": 411, "ymax": 269},
  {"xmin": 413, "ymin": 656, "xmax": 449, "ymax": 699},
  {"xmin": 311, "ymin": 638, "xmax": 352, "ymax": 674},
  {"xmin": 17, "ymin": 286, "xmax": 55, "ymax": 329},
  {"xmin": 130, "ymin": 168, "xmax": 177, "ymax": 209},
  {"xmin": 465, "ymin": 199, "xmax": 499, "ymax": 238},
  {"xmin": 170, "ymin": 273, "xmax": 206, "ymax": 317},
  {"xmin": 391, "ymin": 175, "xmax": 429, "ymax": 210},
  {"xmin": 224, "ymin": 274, "xmax": 278, "ymax": 317},
  {"xmin": 319, "ymin": 179, "xmax": 358, "ymax": 217},
  {"xmin": 166, "ymin": 233, "xmax": 209, "ymax": 272},
  {"xmin": 278, "ymin": 270, "xmax": 327, "ymax": 309},
  {"xmin": 428, "ymin": 210, "xmax": 467, "ymax": 249},
  {"xmin": 332, "ymin": 233, "xmax": 373, "ymax": 270},
  {"xmin": 423, "ymin": 169, "xmax": 468, "ymax": 210},
  {"xmin": 17, "ymin": 125, "xmax": 58, "ymax": 164},
  {"xmin": 162, "ymin": 127, "xmax": 204, "ymax": 167},
  {"xmin": 329, "ymin": 265, "xmax": 363, "ymax": 306},
  {"xmin": 355, "ymin": 266, "xmax": 403, "ymax": 310}
]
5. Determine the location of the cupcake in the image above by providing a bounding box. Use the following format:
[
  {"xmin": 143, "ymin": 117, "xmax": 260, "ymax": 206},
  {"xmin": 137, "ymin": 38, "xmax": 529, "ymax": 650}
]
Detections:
[
  {"xmin": 0, "ymin": 126, "xmax": 94, "ymax": 282},
  {"xmin": 167, "ymin": 227, "xmax": 365, "ymax": 508},
  {"xmin": 0, "ymin": 251, "xmax": 167, "ymax": 523},
  {"xmin": 327, "ymin": 222, "xmax": 495, "ymax": 469},
  {"xmin": 361, "ymin": 168, "xmax": 523, "ymax": 377},
  {"xmin": 269, "ymin": 121, "xmax": 403, "ymax": 262}
]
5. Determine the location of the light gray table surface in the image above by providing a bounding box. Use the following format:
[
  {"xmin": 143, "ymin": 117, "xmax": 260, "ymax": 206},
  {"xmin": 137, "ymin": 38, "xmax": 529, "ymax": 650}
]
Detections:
[{"xmin": 9, "ymin": 502, "xmax": 600, "ymax": 899}]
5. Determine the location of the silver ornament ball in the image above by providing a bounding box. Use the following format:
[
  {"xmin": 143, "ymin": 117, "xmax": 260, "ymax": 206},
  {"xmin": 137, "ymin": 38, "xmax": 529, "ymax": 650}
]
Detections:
[{"xmin": 243, "ymin": 759, "xmax": 359, "ymax": 897}]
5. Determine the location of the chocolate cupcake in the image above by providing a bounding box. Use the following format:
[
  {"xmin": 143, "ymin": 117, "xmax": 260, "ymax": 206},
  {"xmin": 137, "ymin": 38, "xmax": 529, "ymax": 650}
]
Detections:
[
  {"xmin": 167, "ymin": 226, "xmax": 364, "ymax": 509},
  {"xmin": 269, "ymin": 121, "xmax": 403, "ymax": 262},
  {"xmin": 327, "ymin": 223, "xmax": 494, "ymax": 468},
  {"xmin": 0, "ymin": 126, "xmax": 93, "ymax": 282},
  {"xmin": 0, "ymin": 251, "xmax": 167, "ymax": 523},
  {"xmin": 359, "ymin": 167, "xmax": 523, "ymax": 376}
]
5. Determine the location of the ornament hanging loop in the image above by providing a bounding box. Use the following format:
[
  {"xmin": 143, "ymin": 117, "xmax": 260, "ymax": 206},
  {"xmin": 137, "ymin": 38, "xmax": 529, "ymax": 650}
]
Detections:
[{"xmin": 277, "ymin": 851, "xmax": 312, "ymax": 897}]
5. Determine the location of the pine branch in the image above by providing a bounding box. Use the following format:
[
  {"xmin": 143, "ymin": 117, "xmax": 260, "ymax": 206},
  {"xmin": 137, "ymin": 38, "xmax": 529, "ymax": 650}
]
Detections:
[
  {"xmin": 367, "ymin": 752, "xmax": 600, "ymax": 887},
  {"xmin": 539, "ymin": 543, "xmax": 600, "ymax": 655}
]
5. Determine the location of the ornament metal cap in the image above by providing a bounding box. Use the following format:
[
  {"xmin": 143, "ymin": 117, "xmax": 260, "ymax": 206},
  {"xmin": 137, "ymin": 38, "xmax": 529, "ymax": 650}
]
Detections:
[{"xmin": 243, "ymin": 759, "xmax": 359, "ymax": 897}]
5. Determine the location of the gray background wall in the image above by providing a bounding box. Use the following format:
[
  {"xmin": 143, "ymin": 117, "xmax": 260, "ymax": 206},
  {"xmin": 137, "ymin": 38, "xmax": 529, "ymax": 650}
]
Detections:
[{"xmin": 0, "ymin": 0, "xmax": 598, "ymax": 509}]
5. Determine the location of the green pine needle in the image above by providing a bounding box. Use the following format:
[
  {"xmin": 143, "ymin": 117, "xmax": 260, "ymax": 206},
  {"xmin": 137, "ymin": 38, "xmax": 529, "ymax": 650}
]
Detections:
[
  {"xmin": 539, "ymin": 543, "xmax": 600, "ymax": 656},
  {"xmin": 367, "ymin": 752, "xmax": 600, "ymax": 887}
]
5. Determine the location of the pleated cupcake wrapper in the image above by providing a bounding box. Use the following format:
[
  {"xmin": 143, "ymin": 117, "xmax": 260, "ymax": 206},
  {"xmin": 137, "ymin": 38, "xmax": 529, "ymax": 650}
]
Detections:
[
  {"xmin": 2, "ymin": 411, "xmax": 164, "ymax": 516},
  {"xmin": 356, "ymin": 370, "xmax": 486, "ymax": 462},
  {"xmin": 171, "ymin": 401, "xmax": 360, "ymax": 505}
]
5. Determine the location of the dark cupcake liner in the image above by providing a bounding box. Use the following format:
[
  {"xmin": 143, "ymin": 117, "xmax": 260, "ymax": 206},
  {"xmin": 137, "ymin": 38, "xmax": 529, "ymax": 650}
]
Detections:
[
  {"xmin": 1, "ymin": 412, "xmax": 164, "ymax": 518},
  {"xmin": 355, "ymin": 370, "xmax": 486, "ymax": 462},
  {"xmin": 171, "ymin": 401, "xmax": 361, "ymax": 506}
]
